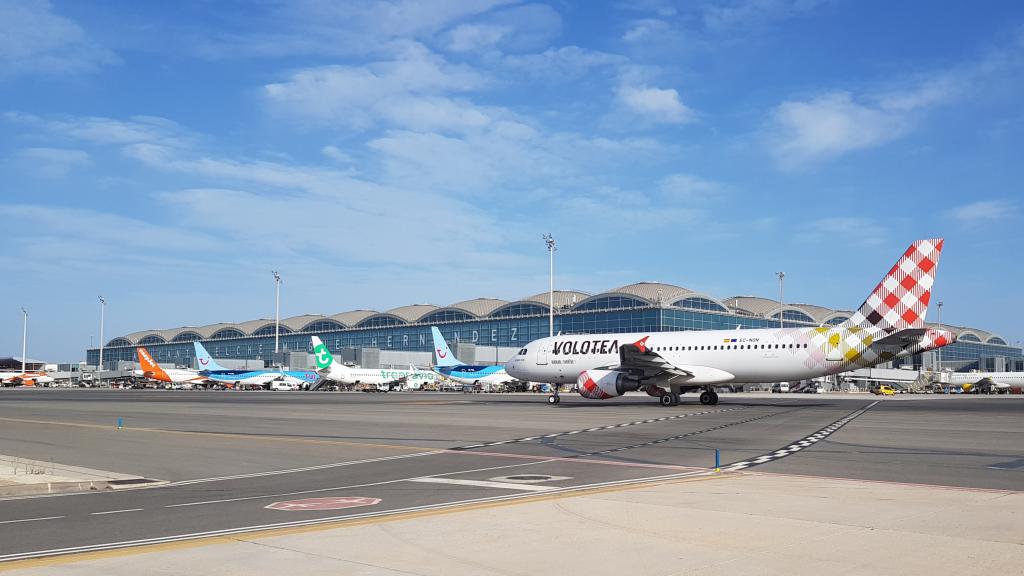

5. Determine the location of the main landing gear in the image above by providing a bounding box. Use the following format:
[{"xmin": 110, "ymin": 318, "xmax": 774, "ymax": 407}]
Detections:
[{"xmin": 699, "ymin": 388, "xmax": 719, "ymax": 406}]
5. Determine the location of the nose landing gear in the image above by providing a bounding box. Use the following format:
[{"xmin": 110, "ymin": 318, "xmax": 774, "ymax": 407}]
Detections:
[
  {"xmin": 699, "ymin": 388, "xmax": 719, "ymax": 405},
  {"xmin": 548, "ymin": 384, "xmax": 561, "ymax": 404}
]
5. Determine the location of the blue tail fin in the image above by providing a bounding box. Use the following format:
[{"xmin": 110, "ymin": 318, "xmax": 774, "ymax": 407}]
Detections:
[
  {"xmin": 193, "ymin": 341, "xmax": 226, "ymax": 371},
  {"xmin": 430, "ymin": 327, "xmax": 461, "ymax": 367}
]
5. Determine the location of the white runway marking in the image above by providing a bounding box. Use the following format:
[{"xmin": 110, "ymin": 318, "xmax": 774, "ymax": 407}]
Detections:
[
  {"xmin": 90, "ymin": 508, "xmax": 144, "ymax": 515},
  {"xmin": 723, "ymin": 401, "xmax": 879, "ymax": 471},
  {"xmin": 0, "ymin": 469, "xmax": 712, "ymax": 563},
  {"xmin": 451, "ymin": 407, "xmax": 745, "ymax": 450},
  {"xmin": 409, "ymin": 478, "xmax": 554, "ymax": 492},
  {"xmin": 168, "ymin": 450, "xmax": 443, "ymax": 486},
  {"xmin": 165, "ymin": 459, "xmax": 557, "ymax": 509},
  {"xmin": 0, "ymin": 516, "xmax": 64, "ymax": 525}
]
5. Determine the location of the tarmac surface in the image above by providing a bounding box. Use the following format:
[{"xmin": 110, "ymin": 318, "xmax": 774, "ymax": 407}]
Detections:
[{"xmin": 0, "ymin": 389, "xmax": 1021, "ymax": 568}]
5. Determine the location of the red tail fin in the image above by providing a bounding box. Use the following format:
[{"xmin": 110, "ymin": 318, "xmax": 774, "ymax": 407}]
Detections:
[{"xmin": 847, "ymin": 239, "xmax": 944, "ymax": 333}]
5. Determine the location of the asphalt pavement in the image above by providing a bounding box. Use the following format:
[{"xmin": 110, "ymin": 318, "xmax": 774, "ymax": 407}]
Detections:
[{"xmin": 0, "ymin": 389, "xmax": 1020, "ymax": 562}]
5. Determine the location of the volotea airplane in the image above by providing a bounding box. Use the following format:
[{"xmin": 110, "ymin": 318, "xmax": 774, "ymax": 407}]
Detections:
[{"xmin": 506, "ymin": 239, "xmax": 956, "ymax": 406}]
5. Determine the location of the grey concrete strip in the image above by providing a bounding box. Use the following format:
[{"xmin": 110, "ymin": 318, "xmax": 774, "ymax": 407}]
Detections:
[
  {"xmin": 5, "ymin": 472, "xmax": 1021, "ymax": 575},
  {"xmin": 0, "ymin": 454, "xmax": 163, "ymax": 497}
]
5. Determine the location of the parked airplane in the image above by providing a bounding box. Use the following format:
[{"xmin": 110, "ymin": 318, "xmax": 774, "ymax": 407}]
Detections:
[
  {"xmin": 949, "ymin": 372, "xmax": 1022, "ymax": 394},
  {"xmin": 430, "ymin": 327, "xmax": 517, "ymax": 387},
  {"xmin": 0, "ymin": 371, "xmax": 53, "ymax": 386},
  {"xmin": 192, "ymin": 341, "xmax": 319, "ymax": 389},
  {"xmin": 135, "ymin": 347, "xmax": 209, "ymax": 385},
  {"xmin": 506, "ymin": 239, "xmax": 956, "ymax": 406},
  {"xmin": 311, "ymin": 336, "xmax": 435, "ymax": 388}
]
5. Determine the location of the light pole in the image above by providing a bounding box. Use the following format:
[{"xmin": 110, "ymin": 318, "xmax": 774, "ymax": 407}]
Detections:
[
  {"xmin": 20, "ymin": 308, "xmax": 27, "ymax": 375},
  {"xmin": 272, "ymin": 271, "xmax": 281, "ymax": 357},
  {"xmin": 776, "ymin": 272, "xmax": 785, "ymax": 328},
  {"xmin": 98, "ymin": 296, "xmax": 106, "ymax": 387},
  {"xmin": 936, "ymin": 301, "xmax": 944, "ymax": 372},
  {"xmin": 543, "ymin": 234, "xmax": 556, "ymax": 337}
]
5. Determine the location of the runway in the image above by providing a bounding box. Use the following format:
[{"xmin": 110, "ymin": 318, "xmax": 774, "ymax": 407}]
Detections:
[{"xmin": 0, "ymin": 390, "xmax": 1021, "ymax": 562}]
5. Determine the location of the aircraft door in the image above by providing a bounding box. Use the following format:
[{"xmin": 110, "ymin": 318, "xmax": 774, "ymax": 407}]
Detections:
[{"xmin": 537, "ymin": 342, "xmax": 549, "ymax": 365}]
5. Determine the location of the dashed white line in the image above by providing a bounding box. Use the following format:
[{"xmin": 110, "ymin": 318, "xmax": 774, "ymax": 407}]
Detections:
[
  {"xmin": 0, "ymin": 516, "xmax": 64, "ymax": 525},
  {"xmin": 90, "ymin": 508, "xmax": 144, "ymax": 516},
  {"xmin": 408, "ymin": 478, "xmax": 553, "ymax": 492},
  {"xmin": 723, "ymin": 401, "xmax": 879, "ymax": 471},
  {"xmin": 451, "ymin": 407, "xmax": 745, "ymax": 450}
]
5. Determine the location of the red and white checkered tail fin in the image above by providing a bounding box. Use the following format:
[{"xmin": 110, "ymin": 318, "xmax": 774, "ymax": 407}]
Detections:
[{"xmin": 845, "ymin": 239, "xmax": 944, "ymax": 334}]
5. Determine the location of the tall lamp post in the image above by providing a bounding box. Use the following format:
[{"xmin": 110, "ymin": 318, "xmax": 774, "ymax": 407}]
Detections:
[
  {"xmin": 98, "ymin": 296, "xmax": 106, "ymax": 387},
  {"xmin": 936, "ymin": 301, "xmax": 944, "ymax": 372},
  {"xmin": 776, "ymin": 272, "xmax": 785, "ymax": 328},
  {"xmin": 543, "ymin": 234, "xmax": 556, "ymax": 337},
  {"xmin": 20, "ymin": 307, "xmax": 27, "ymax": 375},
  {"xmin": 272, "ymin": 270, "xmax": 281, "ymax": 359}
]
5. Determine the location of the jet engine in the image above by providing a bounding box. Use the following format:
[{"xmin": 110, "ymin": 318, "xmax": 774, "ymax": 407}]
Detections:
[{"xmin": 577, "ymin": 370, "xmax": 641, "ymax": 399}]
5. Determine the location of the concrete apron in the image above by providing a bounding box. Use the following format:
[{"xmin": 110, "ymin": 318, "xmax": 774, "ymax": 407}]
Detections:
[
  {"xmin": 0, "ymin": 455, "xmax": 163, "ymax": 497},
  {"xmin": 4, "ymin": 471, "xmax": 1021, "ymax": 575}
]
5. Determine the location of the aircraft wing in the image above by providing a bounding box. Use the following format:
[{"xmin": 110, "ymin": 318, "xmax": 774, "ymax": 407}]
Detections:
[{"xmin": 615, "ymin": 337, "xmax": 734, "ymax": 385}]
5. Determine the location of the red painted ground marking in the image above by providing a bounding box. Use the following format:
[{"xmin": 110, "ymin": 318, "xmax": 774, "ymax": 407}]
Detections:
[{"xmin": 265, "ymin": 497, "xmax": 381, "ymax": 511}]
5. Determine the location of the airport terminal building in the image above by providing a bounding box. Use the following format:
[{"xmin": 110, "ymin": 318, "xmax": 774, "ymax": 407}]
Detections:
[{"xmin": 87, "ymin": 282, "xmax": 1023, "ymax": 374}]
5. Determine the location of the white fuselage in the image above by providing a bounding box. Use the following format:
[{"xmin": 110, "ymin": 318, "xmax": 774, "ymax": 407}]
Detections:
[
  {"xmin": 133, "ymin": 368, "xmax": 205, "ymax": 384},
  {"xmin": 506, "ymin": 326, "xmax": 933, "ymax": 386},
  {"xmin": 320, "ymin": 365, "xmax": 436, "ymax": 387},
  {"xmin": 205, "ymin": 372, "xmax": 307, "ymax": 387},
  {"xmin": 0, "ymin": 371, "xmax": 54, "ymax": 385},
  {"xmin": 947, "ymin": 372, "xmax": 1022, "ymax": 389}
]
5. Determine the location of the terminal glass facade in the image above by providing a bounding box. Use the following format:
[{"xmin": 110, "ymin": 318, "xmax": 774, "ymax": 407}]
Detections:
[{"xmin": 87, "ymin": 302, "xmax": 1023, "ymax": 372}]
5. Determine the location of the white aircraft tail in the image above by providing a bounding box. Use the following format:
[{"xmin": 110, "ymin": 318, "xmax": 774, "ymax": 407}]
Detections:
[
  {"xmin": 430, "ymin": 327, "xmax": 461, "ymax": 367},
  {"xmin": 193, "ymin": 341, "xmax": 227, "ymax": 371},
  {"xmin": 311, "ymin": 336, "xmax": 349, "ymax": 377}
]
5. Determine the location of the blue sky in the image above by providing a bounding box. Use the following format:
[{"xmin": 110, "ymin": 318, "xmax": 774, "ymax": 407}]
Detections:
[{"xmin": 2, "ymin": 0, "xmax": 1022, "ymax": 361}]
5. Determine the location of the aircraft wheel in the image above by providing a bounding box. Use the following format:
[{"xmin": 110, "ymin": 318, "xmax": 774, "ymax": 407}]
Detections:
[
  {"xmin": 548, "ymin": 395, "xmax": 560, "ymax": 405},
  {"xmin": 659, "ymin": 394, "xmax": 673, "ymax": 407},
  {"xmin": 700, "ymin": 391, "xmax": 715, "ymax": 405}
]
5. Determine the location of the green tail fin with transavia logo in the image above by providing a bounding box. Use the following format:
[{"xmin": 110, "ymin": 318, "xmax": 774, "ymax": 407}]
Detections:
[{"xmin": 310, "ymin": 336, "xmax": 336, "ymax": 371}]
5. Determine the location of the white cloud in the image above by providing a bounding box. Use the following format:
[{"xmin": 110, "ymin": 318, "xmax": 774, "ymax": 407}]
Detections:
[
  {"xmin": 4, "ymin": 112, "xmax": 191, "ymax": 147},
  {"xmin": 264, "ymin": 44, "xmax": 488, "ymax": 131},
  {"xmin": 192, "ymin": 0, "xmax": 518, "ymax": 59},
  {"xmin": 321, "ymin": 145, "xmax": 354, "ymax": 164},
  {"xmin": 659, "ymin": 173, "xmax": 723, "ymax": 200},
  {"xmin": 702, "ymin": 0, "xmax": 826, "ymax": 33},
  {"xmin": 768, "ymin": 91, "xmax": 906, "ymax": 168},
  {"xmin": 0, "ymin": 0, "xmax": 117, "ymax": 76},
  {"xmin": 617, "ymin": 84, "xmax": 694, "ymax": 124},
  {"xmin": 800, "ymin": 217, "xmax": 887, "ymax": 246},
  {"xmin": 622, "ymin": 19, "xmax": 671, "ymax": 43},
  {"xmin": 15, "ymin": 147, "xmax": 90, "ymax": 178},
  {"xmin": 446, "ymin": 23, "xmax": 510, "ymax": 52},
  {"xmin": 947, "ymin": 200, "xmax": 1016, "ymax": 223},
  {"xmin": 502, "ymin": 46, "xmax": 627, "ymax": 79}
]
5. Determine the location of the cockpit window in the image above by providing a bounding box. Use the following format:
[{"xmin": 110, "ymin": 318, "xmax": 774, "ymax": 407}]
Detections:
[{"xmin": 518, "ymin": 348, "xmax": 528, "ymax": 355}]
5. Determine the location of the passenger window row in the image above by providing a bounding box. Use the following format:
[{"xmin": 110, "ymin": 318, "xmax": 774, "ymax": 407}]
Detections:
[{"xmin": 652, "ymin": 343, "xmax": 809, "ymax": 351}]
